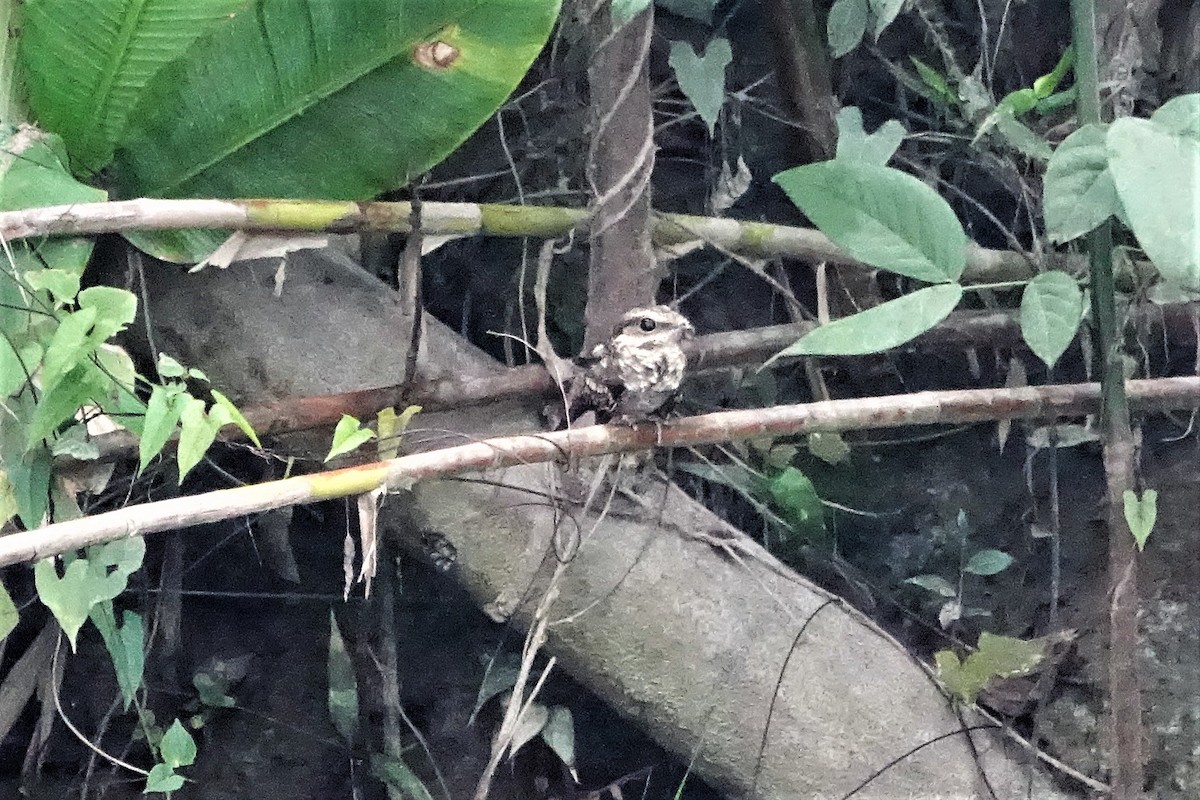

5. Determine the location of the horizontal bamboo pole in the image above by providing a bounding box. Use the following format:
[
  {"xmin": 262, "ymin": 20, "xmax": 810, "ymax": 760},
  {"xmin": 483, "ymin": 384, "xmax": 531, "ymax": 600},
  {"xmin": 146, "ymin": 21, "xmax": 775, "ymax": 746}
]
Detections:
[
  {"xmin": 8, "ymin": 376, "xmax": 1198, "ymax": 568},
  {"xmin": 0, "ymin": 197, "xmax": 1050, "ymax": 282}
]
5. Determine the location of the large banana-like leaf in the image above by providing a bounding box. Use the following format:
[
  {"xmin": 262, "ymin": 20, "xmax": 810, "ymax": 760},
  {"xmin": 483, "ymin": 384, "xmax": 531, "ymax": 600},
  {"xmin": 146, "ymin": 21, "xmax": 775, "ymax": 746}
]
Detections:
[
  {"xmin": 111, "ymin": 0, "xmax": 560, "ymax": 200},
  {"xmin": 21, "ymin": 0, "xmax": 250, "ymax": 175}
]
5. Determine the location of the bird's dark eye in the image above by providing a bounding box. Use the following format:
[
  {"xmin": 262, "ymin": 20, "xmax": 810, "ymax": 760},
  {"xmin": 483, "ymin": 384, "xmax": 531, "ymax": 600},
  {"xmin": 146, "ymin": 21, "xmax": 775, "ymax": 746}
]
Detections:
[{"xmin": 639, "ymin": 317, "xmax": 657, "ymax": 332}]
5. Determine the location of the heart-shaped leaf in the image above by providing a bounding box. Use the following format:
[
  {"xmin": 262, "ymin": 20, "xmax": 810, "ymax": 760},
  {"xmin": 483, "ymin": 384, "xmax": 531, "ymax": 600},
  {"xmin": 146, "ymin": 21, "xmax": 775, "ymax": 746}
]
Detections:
[
  {"xmin": 34, "ymin": 538, "xmax": 145, "ymax": 649},
  {"xmin": 835, "ymin": 106, "xmax": 904, "ymax": 166},
  {"xmin": 1122, "ymin": 488, "xmax": 1158, "ymax": 551},
  {"xmin": 668, "ymin": 38, "xmax": 731, "ymax": 135}
]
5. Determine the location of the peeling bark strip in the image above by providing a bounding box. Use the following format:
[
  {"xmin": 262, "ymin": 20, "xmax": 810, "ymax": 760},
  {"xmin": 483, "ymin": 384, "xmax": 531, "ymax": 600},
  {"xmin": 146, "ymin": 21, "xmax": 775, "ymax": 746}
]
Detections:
[{"xmin": 8, "ymin": 376, "xmax": 1199, "ymax": 568}]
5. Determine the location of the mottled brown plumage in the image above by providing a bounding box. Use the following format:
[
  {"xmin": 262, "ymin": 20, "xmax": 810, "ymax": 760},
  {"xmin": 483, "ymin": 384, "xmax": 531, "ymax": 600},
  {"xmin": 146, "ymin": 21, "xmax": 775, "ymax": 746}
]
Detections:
[{"xmin": 563, "ymin": 305, "xmax": 694, "ymax": 425}]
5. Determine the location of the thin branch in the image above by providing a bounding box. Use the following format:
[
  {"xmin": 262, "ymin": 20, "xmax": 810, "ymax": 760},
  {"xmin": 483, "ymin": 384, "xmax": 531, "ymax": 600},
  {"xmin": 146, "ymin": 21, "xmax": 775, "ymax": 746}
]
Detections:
[{"xmin": 11, "ymin": 376, "xmax": 1200, "ymax": 568}]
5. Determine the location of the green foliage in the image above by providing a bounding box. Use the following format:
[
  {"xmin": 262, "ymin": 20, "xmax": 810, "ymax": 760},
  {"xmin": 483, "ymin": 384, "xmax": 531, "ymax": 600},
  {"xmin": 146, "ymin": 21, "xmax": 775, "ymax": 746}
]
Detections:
[
  {"xmin": 326, "ymin": 415, "xmax": 377, "ymax": 462},
  {"xmin": 371, "ymin": 754, "xmax": 435, "ymax": 800},
  {"xmin": 1043, "ymin": 94, "xmax": 1199, "ymax": 291},
  {"xmin": 1019, "ymin": 271, "xmax": 1084, "ymax": 369},
  {"xmin": 20, "ymin": 0, "xmax": 250, "ymax": 175},
  {"xmin": 773, "ymin": 161, "xmax": 967, "ymax": 283},
  {"xmin": 327, "ymin": 610, "xmax": 358, "ymax": 742},
  {"xmin": 139, "ymin": 354, "xmax": 259, "ymax": 481},
  {"xmin": 826, "ymin": 0, "xmax": 868, "ymax": 59},
  {"xmin": 612, "ymin": 0, "xmax": 651, "ymax": 24},
  {"xmin": 22, "ymin": 0, "xmax": 561, "ymax": 261},
  {"xmin": 667, "ymin": 38, "xmax": 731, "ymax": 135},
  {"xmin": 1044, "ymin": 124, "xmax": 1122, "ymax": 242},
  {"xmin": 827, "ymin": 0, "xmax": 904, "ymax": 57},
  {"xmin": 769, "ymin": 284, "xmax": 964, "ymax": 359},
  {"xmin": 935, "ymin": 632, "xmax": 1053, "ymax": 706},
  {"xmin": 376, "ymin": 404, "xmax": 422, "ymax": 460},
  {"xmin": 834, "ymin": 107, "xmax": 905, "ymax": 166},
  {"xmin": 963, "ymin": 549, "xmax": 1014, "ymax": 576},
  {"xmin": 1106, "ymin": 114, "xmax": 1200, "ymax": 290},
  {"xmin": 34, "ymin": 537, "xmax": 145, "ymax": 650},
  {"xmin": 0, "ymin": 579, "xmax": 17, "ymax": 640},
  {"xmin": 145, "ymin": 719, "xmax": 198, "ymax": 793},
  {"xmin": 1122, "ymin": 489, "xmax": 1158, "ymax": 552},
  {"xmin": 766, "ymin": 465, "xmax": 828, "ymax": 551},
  {"xmin": 90, "ymin": 604, "xmax": 145, "ymax": 710}
]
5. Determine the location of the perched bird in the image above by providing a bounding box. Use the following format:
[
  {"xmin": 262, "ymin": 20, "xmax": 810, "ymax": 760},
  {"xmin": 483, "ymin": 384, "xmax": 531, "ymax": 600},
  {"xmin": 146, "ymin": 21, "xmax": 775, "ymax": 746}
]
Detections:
[{"xmin": 561, "ymin": 305, "xmax": 695, "ymax": 426}]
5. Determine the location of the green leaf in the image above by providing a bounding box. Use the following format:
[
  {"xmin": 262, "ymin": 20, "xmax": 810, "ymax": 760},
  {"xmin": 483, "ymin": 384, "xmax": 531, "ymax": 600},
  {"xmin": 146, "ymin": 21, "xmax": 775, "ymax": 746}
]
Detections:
[
  {"xmin": 1107, "ymin": 117, "xmax": 1200, "ymax": 290},
  {"xmin": 964, "ymin": 549, "xmax": 1014, "ymax": 576},
  {"xmin": 471, "ymin": 654, "xmax": 521, "ymax": 719},
  {"xmin": 20, "ymin": 0, "xmax": 250, "ymax": 175},
  {"xmin": 193, "ymin": 671, "xmax": 237, "ymax": 708},
  {"xmin": 6, "ymin": 443, "xmax": 52, "ymax": 529},
  {"xmin": 996, "ymin": 88, "xmax": 1038, "ymax": 117},
  {"xmin": 766, "ymin": 284, "xmax": 963, "ymax": 359},
  {"xmin": 773, "ymin": 161, "xmax": 967, "ymax": 282},
  {"xmin": 139, "ymin": 384, "xmax": 185, "ymax": 472},
  {"xmin": 767, "ymin": 466, "xmax": 826, "ymax": 547},
  {"xmin": 834, "ymin": 106, "xmax": 904, "ymax": 166},
  {"xmin": 23, "ymin": 269, "xmax": 80, "ymax": 305},
  {"xmin": 34, "ymin": 538, "xmax": 145, "ymax": 649},
  {"xmin": 27, "ymin": 363, "xmax": 108, "ymax": 446},
  {"xmin": 827, "ymin": 0, "xmax": 868, "ymax": 58},
  {"xmin": 159, "ymin": 719, "xmax": 197, "ymax": 768},
  {"xmin": 0, "ymin": 340, "xmax": 42, "ymax": 398},
  {"xmin": 807, "ymin": 431, "xmax": 850, "ymax": 465},
  {"xmin": 667, "ymin": 39, "xmax": 731, "ymax": 135},
  {"xmin": 0, "ymin": 470, "xmax": 17, "ymax": 526},
  {"xmin": 41, "ymin": 306, "xmax": 98, "ymax": 394},
  {"xmin": 1020, "ymin": 271, "xmax": 1083, "ymax": 368},
  {"xmin": 1150, "ymin": 93, "xmax": 1200, "ymax": 141},
  {"xmin": 370, "ymin": 754, "xmax": 435, "ymax": 800},
  {"xmin": 155, "ymin": 353, "xmax": 186, "ymax": 379},
  {"xmin": 1032, "ymin": 46, "xmax": 1074, "ymax": 98},
  {"xmin": 993, "ymin": 112, "xmax": 1052, "ymax": 161},
  {"xmin": 866, "ymin": 0, "xmax": 905, "ymax": 37},
  {"xmin": 210, "ymin": 389, "xmax": 260, "ymax": 447},
  {"xmin": 111, "ymin": 1, "xmax": 561, "ymax": 198},
  {"xmin": 1122, "ymin": 488, "xmax": 1158, "ymax": 552},
  {"xmin": 542, "ymin": 706, "xmax": 577, "ymax": 776},
  {"xmin": 612, "ymin": 0, "xmax": 651, "ymax": 24},
  {"xmin": 376, "ymin": 404, "xmax": 421, "ymax": 460},
  {"xmin": 0, "ymin": 127, "xmax": 108, "ymax": 275},
  {"xmin": 77, "ymin": 286, "xmax": 138, "ymax": 342},
  {"xmin": 1044, "ymin": 124, "xmax": 1121, "ymax": 243},
  {"xmin": 327, "ymin": 610, "xmax": 358, "ymax": 742},
  {"xmin": 910, "ymin": 57, "xmax": 956, "ymax": 106},
  {"xmin": 906, "ymin": 574, "xmax": 957, "ymax": 598},
  {"xmin": 144, "ymin": 763, "xmax": 184, "ymax": 794},
  {"xmin": 0, "ymin": 579, "xmax": 17, "ymax": 641},
  {"xmin": 176, "ymin": 395, "xmax": 219, "ymax": 481},
  {"xmin": 90, "ymin": 604, "xmax": 144, "ymax": 710},
  {"xmin": 325, "ymin": 415, "xmax": 377, "ymax": 462}
]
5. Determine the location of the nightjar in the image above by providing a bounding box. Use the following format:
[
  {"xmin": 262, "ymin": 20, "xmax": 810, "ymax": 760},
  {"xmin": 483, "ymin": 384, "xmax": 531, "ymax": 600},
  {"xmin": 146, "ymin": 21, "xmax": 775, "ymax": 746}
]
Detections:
[{"xmin": 562, "ymin": 305, "xmax": 695, "ymax": 425}]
